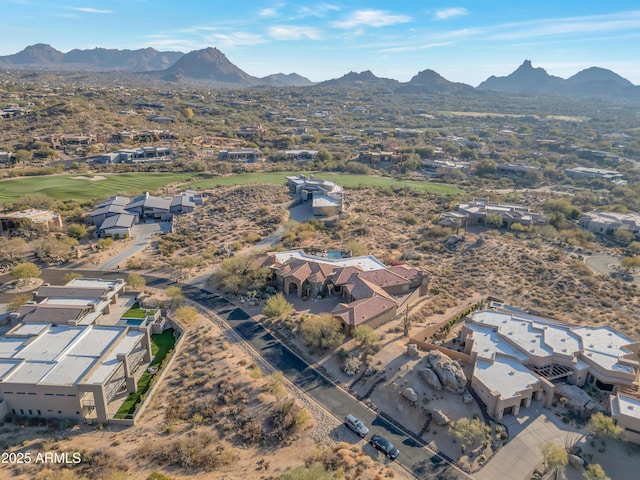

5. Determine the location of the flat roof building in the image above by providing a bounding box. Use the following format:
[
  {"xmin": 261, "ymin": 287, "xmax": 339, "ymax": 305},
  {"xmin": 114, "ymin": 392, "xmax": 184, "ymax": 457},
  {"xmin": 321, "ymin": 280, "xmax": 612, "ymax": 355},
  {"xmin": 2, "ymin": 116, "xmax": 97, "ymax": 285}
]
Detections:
[{"xmin": 462, "ymin": 307, "xmax": 640, "ymax": 421}]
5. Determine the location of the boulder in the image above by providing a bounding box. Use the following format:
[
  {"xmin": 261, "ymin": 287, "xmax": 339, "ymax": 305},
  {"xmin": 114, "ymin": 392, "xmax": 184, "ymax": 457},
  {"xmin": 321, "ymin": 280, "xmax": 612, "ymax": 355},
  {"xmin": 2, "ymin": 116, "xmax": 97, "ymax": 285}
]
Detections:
[
  {"xmin": 425, "ymin": 350, "xmax": 467, "ymax": 394},
  {"xmin": 568, "ymin": 454, "xmax": 584, "ymax": 469},
  {"xmin": 403, "ymin": 387, "xmax": 418, "ymax": 404},
  {"xmin": 432, "ymin": 409, "xmax": 450, "ymax": 426},
  {"xmin": 463, "ymin": 390, "xmax": 474, "ymax": 404},
  {"xmin": 406, "ymin": 343, "xmax": 419, "ymax": 358},
  {"xmin": 555, "ymin": 384, "xmax": 596, "ymax": 412},
  {"xmin": 420, "ymin": 368, "xmax": 443, "ymax": 391}
]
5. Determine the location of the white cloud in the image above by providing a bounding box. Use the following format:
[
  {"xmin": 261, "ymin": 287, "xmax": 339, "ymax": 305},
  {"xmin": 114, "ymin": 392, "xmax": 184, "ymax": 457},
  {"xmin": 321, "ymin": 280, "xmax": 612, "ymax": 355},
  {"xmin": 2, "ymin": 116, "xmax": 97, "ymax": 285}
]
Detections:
[
  {"xmin": 332, "ymin": 9, "xmax": 411, "ymax": 29},
  {"xmin": 260, "ymin": 8, "xmax": 277, "ymax": 17},
  {"xmin": 380, "ymin": 42, "xmax": 452, "ymax": 53},
  {"xmin": 203, "ymin": 31, "xmax": 266, "ymax": 48},
  {"xmin": 487, "ymin": 10, "xmax": 640, "ymax": 41},
  {"xmin": 433, "ymin": 7, "xmax": 468, "ymax": 21},
  {"xmin": 68, "ymin": 7, "xmax": 113, "ymax": 14},
  {"xmin": 268, "ymin": 25, "xmax": 322, "ymax": 40},
  {"xmin": 294, "ymin": 3, "xmax": 340, "ymax": 19}
]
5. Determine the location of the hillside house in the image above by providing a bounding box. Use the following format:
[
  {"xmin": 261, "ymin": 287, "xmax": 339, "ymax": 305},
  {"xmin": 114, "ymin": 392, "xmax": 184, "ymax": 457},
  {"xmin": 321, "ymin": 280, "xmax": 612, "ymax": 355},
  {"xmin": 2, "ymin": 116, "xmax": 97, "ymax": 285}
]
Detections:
[
  {"xmin": 0, "ymin": 209, "xmax": 62, "ymax": 235},
  {"xmin": 286, "ymin": 174, "xmax": 343, "ymax": 216},
  {"xmin": 461, "ymin": 306, "xmax": 640, "ymax": 421},
  {"xmin": 255, "ymin": 250, "xmax": 428, "ymax": 332}
]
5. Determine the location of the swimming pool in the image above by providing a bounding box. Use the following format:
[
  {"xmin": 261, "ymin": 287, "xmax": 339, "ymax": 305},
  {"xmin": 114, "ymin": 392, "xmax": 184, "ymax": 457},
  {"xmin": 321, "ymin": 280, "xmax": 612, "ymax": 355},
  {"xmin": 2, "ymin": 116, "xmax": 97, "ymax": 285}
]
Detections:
[
  {"xmin": 326, "ymin": 250, "xmax": 344, "ymax": 259},
  {"xmin": 117, "ymin": 318, "xmax": 145, "ymax": 327}
]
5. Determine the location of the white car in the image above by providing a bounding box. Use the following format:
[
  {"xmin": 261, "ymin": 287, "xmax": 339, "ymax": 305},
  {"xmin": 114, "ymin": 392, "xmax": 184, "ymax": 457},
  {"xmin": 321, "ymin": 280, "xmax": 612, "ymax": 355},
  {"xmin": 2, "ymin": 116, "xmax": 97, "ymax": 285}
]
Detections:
[{"xmin": 344, "ymin": 414, "xmax": 369, "ymax": 438}]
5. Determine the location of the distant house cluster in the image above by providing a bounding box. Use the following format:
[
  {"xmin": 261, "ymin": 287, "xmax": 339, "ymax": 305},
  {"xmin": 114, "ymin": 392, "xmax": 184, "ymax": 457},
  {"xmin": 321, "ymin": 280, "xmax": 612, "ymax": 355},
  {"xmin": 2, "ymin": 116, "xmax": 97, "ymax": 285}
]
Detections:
[
  {"xmin": 439, "ymin": 200, "xmax": 548, "ymax": 229},
  {"xmin": 90, "ymin": 146, "xmax": 174, "ymax": 165},
  {"xmin": 0, "ymin": 208, "xmax": 62, "ymax": 235},
  {"xmin": 1, "ymin": 102, "xmax": 31, "ymax": 118},
  {"xmin": 88, "ymin": 191, "xmax": 203, "ymax": 238},
  {"xmin": 286, "ymin": 174, "xmax": 344, "ymax": 216},
  {"xmin": 0, "ymin": 278, "xmax": 154, "ymax": 423},
  {"xmin": 461, "ymin": 305, "xmax": 640, "ymax": 442},
  {"xmin": 255, "ymin": 250, "xmax": 428, "ymax": 332}
]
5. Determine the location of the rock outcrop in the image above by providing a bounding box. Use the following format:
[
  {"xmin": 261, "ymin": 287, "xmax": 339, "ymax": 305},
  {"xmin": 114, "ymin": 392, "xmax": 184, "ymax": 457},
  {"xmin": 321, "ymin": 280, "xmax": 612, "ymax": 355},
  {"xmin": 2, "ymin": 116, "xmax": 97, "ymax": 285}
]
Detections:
[
  {"xmin": 432, "ymin": 409, "xmax": 451, "ymax": 426},
  {"xmin": 555, "ymin": 384, "xmax": 596, "ymax": 412},
  {"xmin": 403, "ymin": 387, "xmax": 418, "ymax": 404},
  {"xmin": 420, "ymin": 368, "xmax": 443, "ymax": 391},
  {"xmin": 425, "ymin": 351, "xmax": 467, "ymax": 394}
]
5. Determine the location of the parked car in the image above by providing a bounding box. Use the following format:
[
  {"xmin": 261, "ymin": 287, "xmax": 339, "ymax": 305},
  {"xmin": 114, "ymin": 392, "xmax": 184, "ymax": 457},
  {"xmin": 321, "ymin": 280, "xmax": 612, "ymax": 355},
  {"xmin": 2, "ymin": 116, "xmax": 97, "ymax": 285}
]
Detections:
[
  {"xmin": 344, "ymin": 414, "xmax": 369, "ymax": 438},
  {"xmin": 369, "ymin": 434, "xmax": 399, "ymax": 459}
]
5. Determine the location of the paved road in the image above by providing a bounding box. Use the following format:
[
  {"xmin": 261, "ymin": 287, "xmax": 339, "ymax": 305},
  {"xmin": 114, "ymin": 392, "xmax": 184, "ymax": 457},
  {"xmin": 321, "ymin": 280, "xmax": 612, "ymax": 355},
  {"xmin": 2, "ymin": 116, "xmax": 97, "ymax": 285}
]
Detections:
[
  {"xmin": 178, "ymin": 283, "xmax": 469, "ymax": 480},
  {"xmin": 0, "ymin": 268, "xmax": 469, "ymax": 479},
  {"xmin": 585, "ymin": 255, "xmax": 640, "ymax": 284}
]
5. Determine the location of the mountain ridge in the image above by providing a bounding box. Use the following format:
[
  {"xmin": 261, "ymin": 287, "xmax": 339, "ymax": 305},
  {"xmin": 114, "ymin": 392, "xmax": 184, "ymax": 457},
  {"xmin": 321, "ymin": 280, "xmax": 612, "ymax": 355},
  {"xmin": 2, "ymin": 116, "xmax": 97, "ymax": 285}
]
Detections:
[{"xmin": 0, "ymin": 45, "xmax": 638, "ymax": 102}]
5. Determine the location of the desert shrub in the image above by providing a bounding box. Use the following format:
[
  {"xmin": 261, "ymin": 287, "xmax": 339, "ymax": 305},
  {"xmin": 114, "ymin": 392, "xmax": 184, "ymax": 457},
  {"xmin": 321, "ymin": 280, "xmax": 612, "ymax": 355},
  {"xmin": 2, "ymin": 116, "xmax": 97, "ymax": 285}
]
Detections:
[{"xmin": 342, "ymin": 356, "xmax": 362, "ymax": 376}]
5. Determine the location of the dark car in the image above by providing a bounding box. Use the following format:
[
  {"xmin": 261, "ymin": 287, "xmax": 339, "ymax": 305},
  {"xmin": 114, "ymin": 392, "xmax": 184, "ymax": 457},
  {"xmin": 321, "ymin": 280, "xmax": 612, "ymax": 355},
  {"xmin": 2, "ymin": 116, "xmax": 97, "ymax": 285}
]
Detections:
[
  {"xmin": 369, "ymin": 434, "xmax": 399, "ymax": 459},
  {"xmin": 344, "ymin": 414, "xmax": 369, "ymax": 438}
]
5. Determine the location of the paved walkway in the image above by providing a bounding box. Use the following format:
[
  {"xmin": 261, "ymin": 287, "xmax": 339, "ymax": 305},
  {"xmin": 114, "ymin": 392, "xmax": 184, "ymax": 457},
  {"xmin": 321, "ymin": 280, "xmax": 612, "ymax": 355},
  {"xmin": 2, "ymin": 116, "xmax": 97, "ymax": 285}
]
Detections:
[{"xmin": 474, "ymin": 405, "xmax": 578, "ymax": 480}]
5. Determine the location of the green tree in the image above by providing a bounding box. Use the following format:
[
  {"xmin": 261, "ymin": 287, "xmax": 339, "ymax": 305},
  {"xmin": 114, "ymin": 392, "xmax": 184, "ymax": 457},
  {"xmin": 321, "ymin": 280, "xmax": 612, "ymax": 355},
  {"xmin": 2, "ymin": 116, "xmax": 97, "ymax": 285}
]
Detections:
[
  {"xmin": 613, "ymin": 228, "xmax": 636, "ymax": 244},
  {"xmin": 587, "ymin": 412, "xmax": 623, "ymax": 440},
  {"xmin": 97, "ymin": 237, "xmax": 114, "ymax": 249},
  {"xmin": 11, "ymin": 262, "xmax": 41, "ymax": 285},
  {"xmin": 211, "ymin": 254, "xmax": 270, "ymax": 294},
  {"xmin": 263, "ymin": 293, "xmax": 293, "ymax": 321},
  {"xmin": 8, "ymin": 294, "xmax": 31, "ymax": 312},
  {"xmin": 16, "ymin": 193, "xmax": 55, "ymax": 210},
  {"xmin": 0, "ymin": 237, "xmax": 25, "ymax": 260},
  {"xmin": 182, "ymin": 107, "xmax": 194, "ymax": 120},
  {"xmin": 620, "ymin": 256, "xmax": 640, "ymax": 273},
  {"xmin": 166, "ymin": 286, "xmax": 184, "ymax": 306},
  {"xmin": 627, "ymin": 241, "xmax": 640, "ymax": 256},
  {"xmin": 539, "ymin": 442, "xmax": 568, "ymax": 474},
  {"xmin": 173, "ymin": 306, "xmax": 197, "ymax": 324},
  {"xmin": 475, "ymin": 159, "xmax": 497, "ymax": 177},
  {"xmin": 300, "ymin": 313, "xmax": 344, "ymax": 350},
  {"xmin": 352, "ymin": 325, "xmax": 379, "ymax": 347},
  {"xmin": 127, "ymin": 273, "xmax": 146, "ymax": 289},
  {"xmin": 583, "ymin": 463, "xmax": 611, "ymax": 480},
  {"xmin": 317, "ymin": 149, "xmax": 332, "ymax": 163},
  {"xmin": 485, "ymin": 212, "xmax": 504, "ymax": 227},
  {"xmin": 449, "ymin": 417, "xmax": 491, "ymax": 448},
  {"xmin": 14, "ymin": 149, "xmax": 33, "ymax": 164},
  {"xmin": 68, "ymin": 223, "xmax": 87, "ymax": 239}
]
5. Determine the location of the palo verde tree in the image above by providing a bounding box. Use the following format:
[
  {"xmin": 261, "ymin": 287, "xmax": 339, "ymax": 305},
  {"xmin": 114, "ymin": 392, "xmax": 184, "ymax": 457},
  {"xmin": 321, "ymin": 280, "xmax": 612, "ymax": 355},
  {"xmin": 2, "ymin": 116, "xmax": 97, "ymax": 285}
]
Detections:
[
  {"xmin": 10, "ymin": 262, "xmax": 41, "ymax": 285},
  {"xmin": 263, "ymin": 293, "xmax": 293, "ymax": 321}
]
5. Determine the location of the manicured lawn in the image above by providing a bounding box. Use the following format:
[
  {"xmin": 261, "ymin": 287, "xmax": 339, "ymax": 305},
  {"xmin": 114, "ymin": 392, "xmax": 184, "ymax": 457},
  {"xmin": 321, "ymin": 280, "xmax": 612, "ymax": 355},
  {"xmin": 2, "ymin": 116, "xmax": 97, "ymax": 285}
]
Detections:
[
  {"xmin": 122, "ymin": 302, "xmax": 154, "ymax": 319},
  {"xmin": 0, "ymin": 173, "xmax": 208, "ymax": 203},
  {"xmin": 114, "ymin": 329, "xmax": 176, "ymax": 418},
  {"xmin": 188, "ymin": 171, "xmax": 464, "ymax": 195}
]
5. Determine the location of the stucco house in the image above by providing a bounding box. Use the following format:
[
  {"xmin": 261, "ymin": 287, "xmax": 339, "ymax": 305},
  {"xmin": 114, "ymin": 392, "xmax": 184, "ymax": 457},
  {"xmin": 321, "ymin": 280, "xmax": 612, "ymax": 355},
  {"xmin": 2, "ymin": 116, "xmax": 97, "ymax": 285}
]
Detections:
[
  {"xmin": 255, "ymin": 250, "xmax": 428, "ymax": 332},
  {"xmin": 286, "ymin": 174, "xmax": 344, "ymax": 216},
  {"xmin": 461, "ymin": 306, "xmax": 640, "ymax": 421}
]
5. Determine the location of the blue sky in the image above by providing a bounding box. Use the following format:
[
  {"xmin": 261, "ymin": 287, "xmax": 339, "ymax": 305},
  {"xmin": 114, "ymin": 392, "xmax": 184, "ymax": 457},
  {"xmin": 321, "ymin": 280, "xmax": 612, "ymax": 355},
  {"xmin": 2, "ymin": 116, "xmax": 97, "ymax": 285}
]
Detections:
[{"xmin": 2, "ymin": 1, "xmax": 640, "ymax": 85}]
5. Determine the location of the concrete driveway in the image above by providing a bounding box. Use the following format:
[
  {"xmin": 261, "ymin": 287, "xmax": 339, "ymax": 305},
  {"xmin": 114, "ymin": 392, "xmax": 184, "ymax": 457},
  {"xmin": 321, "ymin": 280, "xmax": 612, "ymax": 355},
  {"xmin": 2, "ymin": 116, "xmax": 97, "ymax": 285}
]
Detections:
[
  {"xmin": 475, "ymin": 405, "xmax": 579, "ymax": 480},
  {"xmin": 96, "ymin": 222, "xmax": 168, "ymax": 271}
]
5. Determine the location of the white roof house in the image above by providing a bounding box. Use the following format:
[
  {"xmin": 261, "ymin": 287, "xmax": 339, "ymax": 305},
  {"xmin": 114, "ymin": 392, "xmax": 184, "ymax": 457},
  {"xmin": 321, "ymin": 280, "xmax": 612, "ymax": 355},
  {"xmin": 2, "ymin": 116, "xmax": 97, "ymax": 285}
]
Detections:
[{"xmin": 462, "ymin": 307, "xmax": 640, "ymax": 420}]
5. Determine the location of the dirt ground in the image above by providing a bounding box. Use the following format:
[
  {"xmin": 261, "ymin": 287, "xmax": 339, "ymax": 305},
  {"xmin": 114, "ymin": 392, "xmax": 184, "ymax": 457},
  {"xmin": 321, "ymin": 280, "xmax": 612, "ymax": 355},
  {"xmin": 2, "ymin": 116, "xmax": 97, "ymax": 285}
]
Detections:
[{"xmin": 0, "ymin": 307, "xmax": 411, "ymax": 480}]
